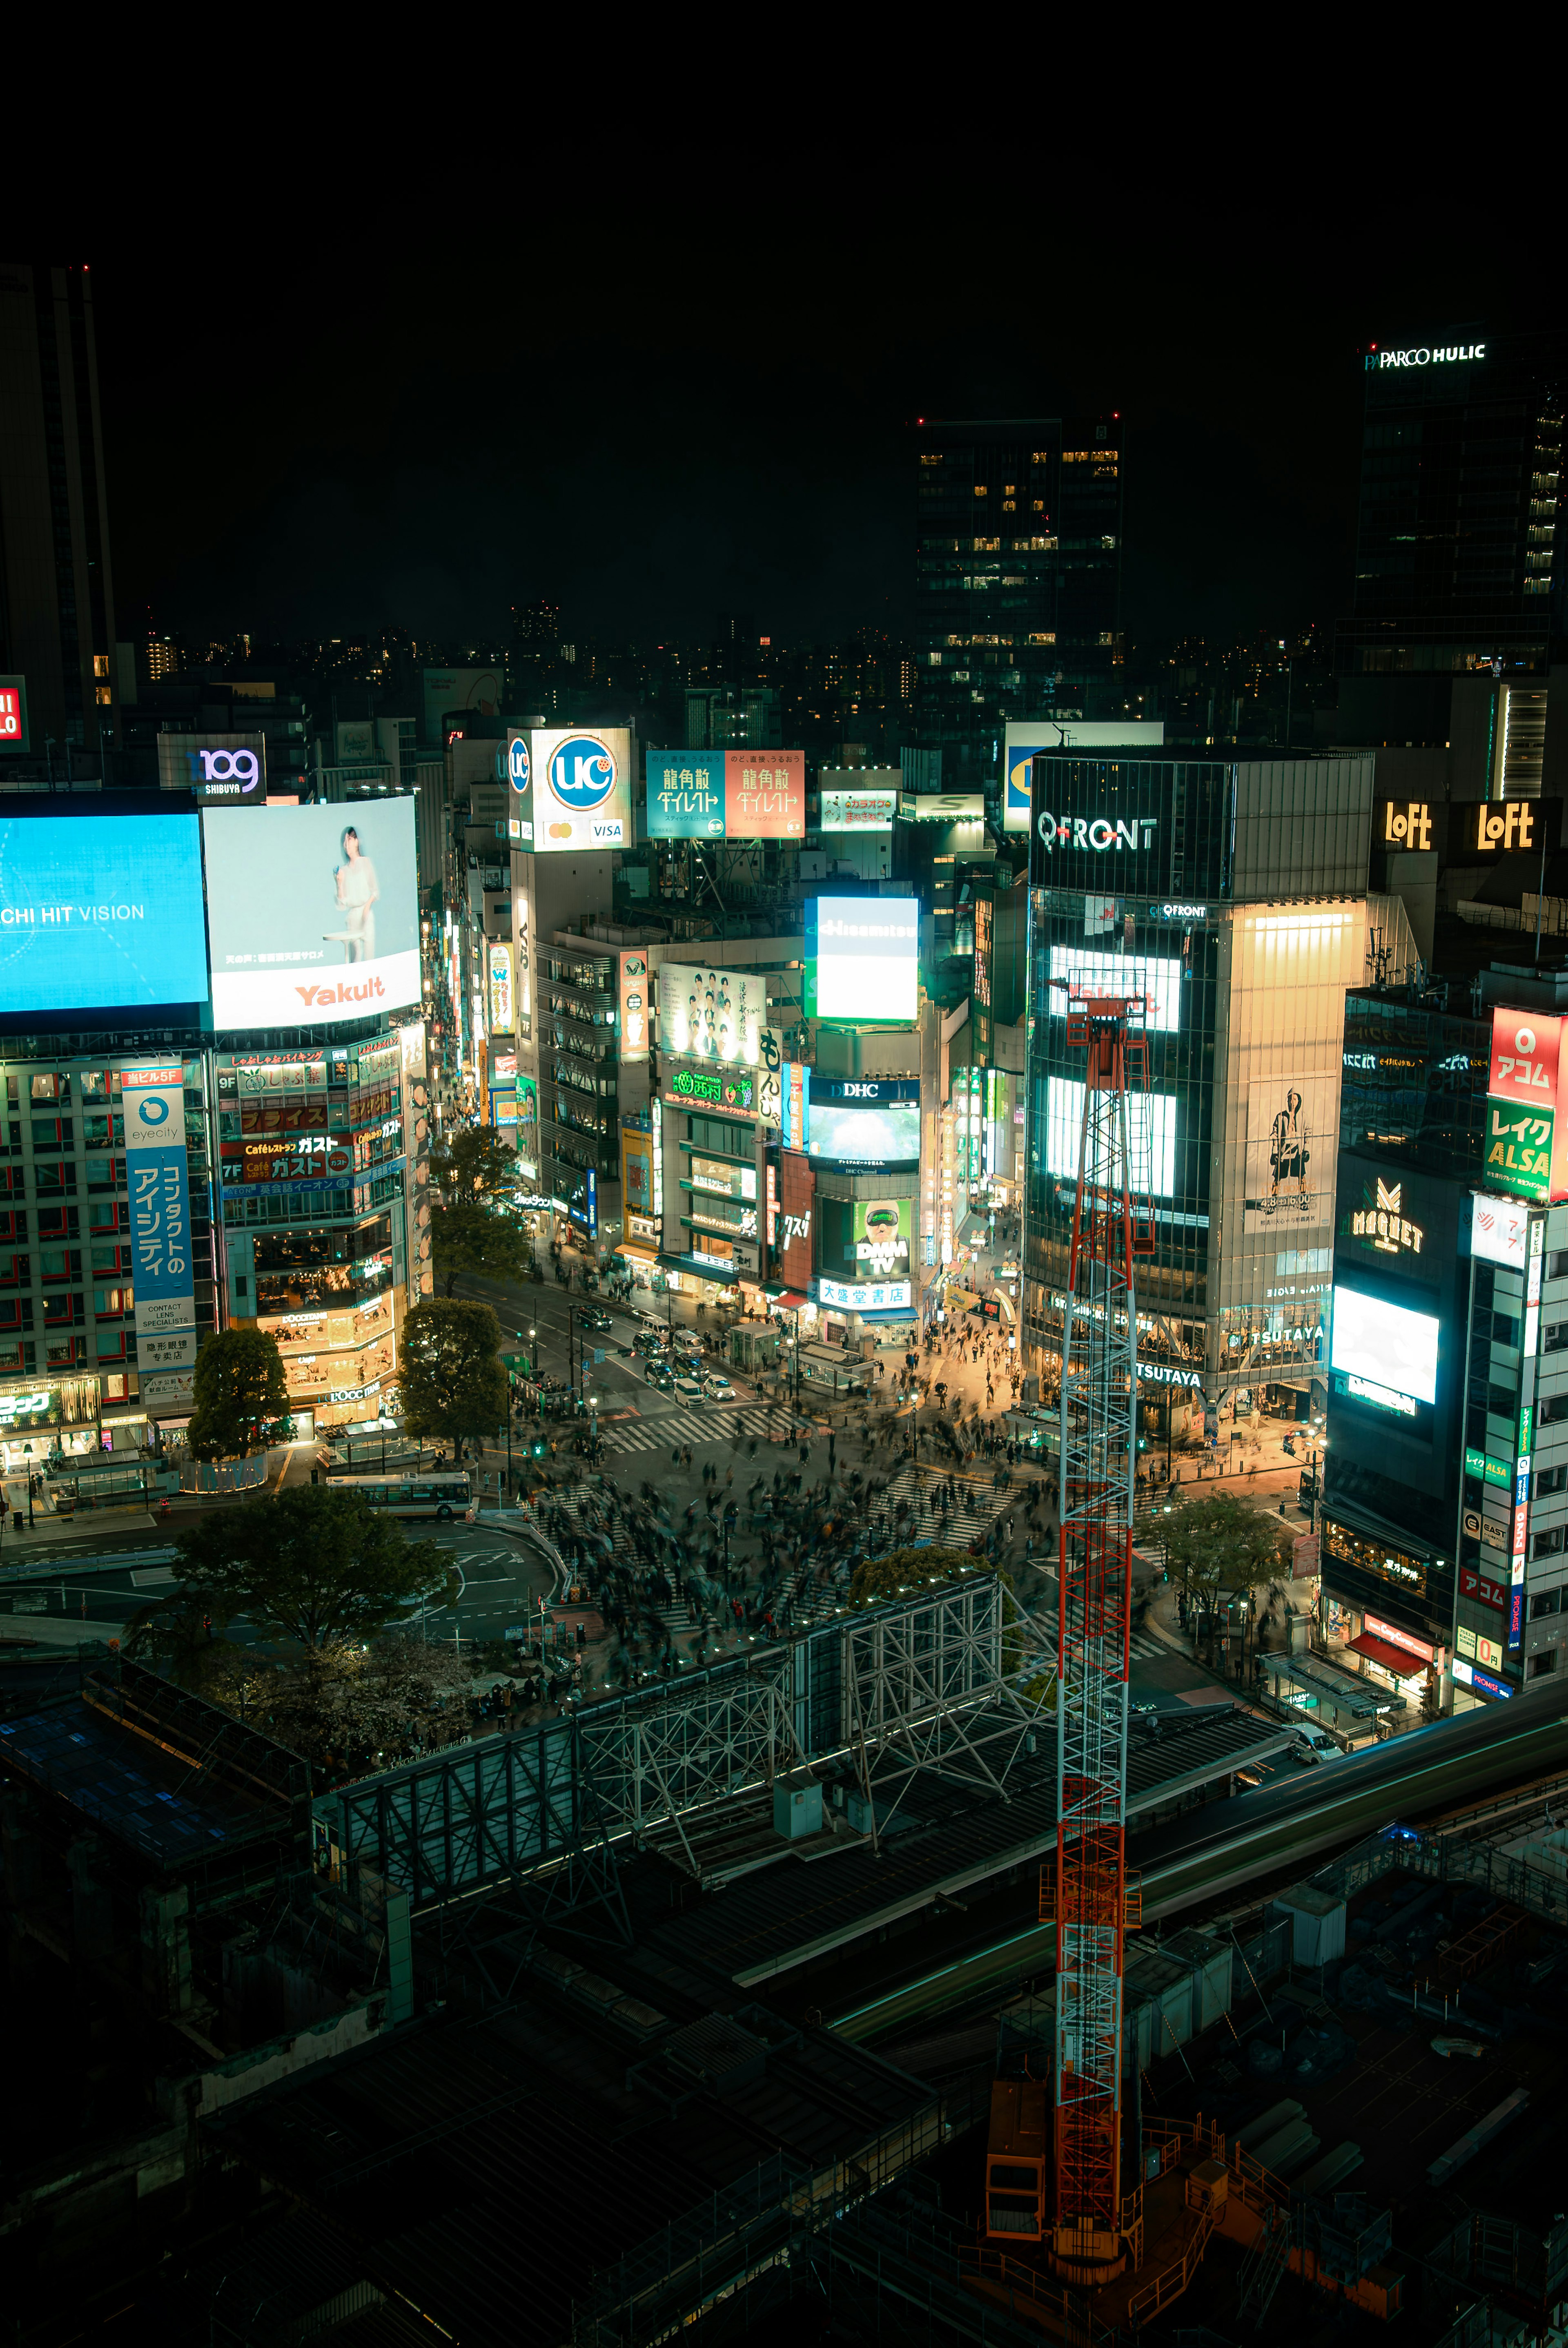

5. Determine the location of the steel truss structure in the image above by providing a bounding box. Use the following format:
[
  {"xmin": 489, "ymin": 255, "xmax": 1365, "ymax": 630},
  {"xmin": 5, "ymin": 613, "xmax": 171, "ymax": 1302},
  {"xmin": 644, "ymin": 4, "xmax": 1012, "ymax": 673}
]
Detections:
[
  {"xmin": 1049, "ymin": 986, "xmax": 1153, "ymax": 2282},
  {"xmin": 318, "ymin": 1574, "xmax": 1038, "ymax": 1925}
]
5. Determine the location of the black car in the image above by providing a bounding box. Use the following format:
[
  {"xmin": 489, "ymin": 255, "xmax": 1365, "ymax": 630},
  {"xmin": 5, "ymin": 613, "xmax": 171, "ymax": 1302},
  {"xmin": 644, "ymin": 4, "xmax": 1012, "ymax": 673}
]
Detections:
[{"xmin": 579, "ymin": 1307, "xmax": 614, "ymax": 1333}]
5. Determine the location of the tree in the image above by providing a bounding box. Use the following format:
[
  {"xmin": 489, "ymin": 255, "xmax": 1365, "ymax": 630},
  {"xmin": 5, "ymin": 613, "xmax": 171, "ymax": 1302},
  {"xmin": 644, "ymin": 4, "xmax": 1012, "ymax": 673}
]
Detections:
[
  {"xmin": 187, "ymin": 1328, "xmax": 294, "ymax": 1461},
  {"xmin": 431, "ymin": 1197, "xmax": 532, "ymax": 1297},
  {"xmin": 164, "ymin": 1483, "xmax": 455, "ymax": 1648},
  {"xmin": 1160, "ymin": 1493, "xmax": 1294, "ymax": 1662},
  {"xmin": 398, "ymin": 1296, "xmax": 508, "ymax": 1458},
  {"xmin": 432, "ymin": 1126, "xmax": 519, "ymax": 1208}
]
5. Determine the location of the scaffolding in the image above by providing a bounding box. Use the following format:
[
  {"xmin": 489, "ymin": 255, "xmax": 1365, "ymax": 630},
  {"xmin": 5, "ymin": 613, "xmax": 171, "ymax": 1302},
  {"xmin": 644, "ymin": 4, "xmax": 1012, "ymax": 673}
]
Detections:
[{"xmin": 1048, "ymin": 986, "xmax": 1153, "ymax": 2283}]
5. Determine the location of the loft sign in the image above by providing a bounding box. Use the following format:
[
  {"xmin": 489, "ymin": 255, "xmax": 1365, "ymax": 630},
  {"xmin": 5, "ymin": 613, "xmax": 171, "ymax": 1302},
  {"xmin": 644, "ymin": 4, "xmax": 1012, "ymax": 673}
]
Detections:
[{"xmin": 1037, "ymin": 809, "xmax": 1158, "ymax": 854}]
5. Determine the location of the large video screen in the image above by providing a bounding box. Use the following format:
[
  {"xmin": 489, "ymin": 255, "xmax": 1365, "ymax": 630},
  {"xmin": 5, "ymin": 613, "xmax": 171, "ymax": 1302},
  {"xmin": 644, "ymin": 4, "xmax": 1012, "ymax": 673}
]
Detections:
[
  {"xmin": 808, "ymin": 1097, "xmax": 920, "ymax": 1169},
  {"xmin": 806, "ymin": 896, "xmax": 918, "ymax": 1022},
  {"xmin": 0, "ymin": 814, "xmax": 207, "ymax": 1013},
  {"xmin": 203, "ymin": 801, "xmax": 419, "ymax": 1029},
  {"xmin": 1046, "ymin": 1077, "xmax": 1175, "ymax": 1197},
  {"xmin": 1330, "ymin": 1286, "xmax": 1439, "ymax": 1408},
  {"xmin": 1049, "ymin": 946, "xmax": 1181, "ymax": 1034}
]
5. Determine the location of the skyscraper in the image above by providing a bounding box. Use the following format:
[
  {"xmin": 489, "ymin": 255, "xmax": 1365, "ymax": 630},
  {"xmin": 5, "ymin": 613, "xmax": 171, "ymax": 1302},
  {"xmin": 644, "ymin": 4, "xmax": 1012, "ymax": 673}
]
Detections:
[
  {"xmin": 1337, "ymin": 327, "xmax": 1565, "ymax": 758},
  {"xmin": 0, "ymin": 262, "xmax": 120, "ymax": 756},
  {"xmin": 911, "ymin": 416, "xmax": 1123, "ymax": 809}
]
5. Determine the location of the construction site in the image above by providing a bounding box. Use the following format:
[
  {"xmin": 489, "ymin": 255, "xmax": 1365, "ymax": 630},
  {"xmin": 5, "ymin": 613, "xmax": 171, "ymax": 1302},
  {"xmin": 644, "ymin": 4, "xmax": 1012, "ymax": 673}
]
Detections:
[{"xmin": 3, "ymin": 987, "xmax": 1568, "ymax": 2346}]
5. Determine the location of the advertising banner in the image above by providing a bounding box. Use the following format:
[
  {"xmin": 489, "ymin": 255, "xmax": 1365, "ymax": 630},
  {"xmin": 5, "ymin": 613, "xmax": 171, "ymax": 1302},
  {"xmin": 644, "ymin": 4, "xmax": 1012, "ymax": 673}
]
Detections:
[
  {"xmin": 1470, "ymin": 1192, "xmax": 1530, "ymax": 1267},
  {"xmin": 0, "ymin": 814, "xmax": 208, "ymax": 1014},
  {"xmin": 726, "ymin": 751, "xmax": 804, "ymax": 839},
  {"xmin": 619, "ymin": 950, "xmax": 650, "ymax": 1061},
  {"xmin": 808, "ymin": 1096, "xmax": 921, "ymax": 1170},
  {"xmin": 121, "ymin": 1065, "xmax": 197, "ymax": 1372},
  {"xmin": 782, "ymin": 1061, "xmax": 808, "ymax": 1153},
  {"xmin": 0, "ymin": 677, "xmax": 30, "ymax": 752},
  {"xmin": 804, "ymin": 896, "xmax": 918, "ymax": 1023},
  {"xmin": 398, "ymin": 1019, "xmax": 428, "ymax": 1083},
  {"xmin": 854, "ymin": 1197, "xmax": 912, "ymax": 1270},
  {"xmin": 530, "ymin": 727, "xmax": 632, "ymax": 852},
  {"xmin": 1484, "ymin": 1101, "xmax": 1555, "ymax": 1202},
  {"xmin": 657, "ymin": 961, "xmax": 780, "ymax": 1072},
  {"xmin": 621, "ymin": 1126, "xmax": 654, "ymax": 1216},
  {"xmin": 506, "ymin": 728, "xmax": 533, "ymax": 846},
  {"xmin": 664, "ymin": 1062, "xmax": 761, "ymax": 1117},
  {"xmin": 646, "ymin": 750, "xmax": 726, "ymax": 838},
  {"xmin": 1003, "ymin": 721, "xmax": 1166, "ymax": 831},
  {"xmin": 820, "ymin": 781, "xmax": 898, "ymax": 832},
  {"xmin": 1489, "ymin": 1008, "xmax": 1561, "ymax": 1106},
  {"xmin": 203, "ymin": 801, "xmax": 419, "ymax": 1028},
  {"xmin": 780, "ymin": 1151, "xmax": 815, "ymax": 1292},
  {"xmin": 516, "ymin": 1074, "xmax": 539, "ymax": 1177},
  {"xmin": 156, "ymin": 733, "xmax": 267, "ymax": 804},
  {"xmin": 488, "ymin": 941, "xmax": 514, "ymax": 1035},
  {"xmin": 1244, "ymin": 1073, "xmax": 1336, "ymax": 1233},
  {"xmin": 423, "ymin": 667, "xmax": 501, "ymax": 744}
]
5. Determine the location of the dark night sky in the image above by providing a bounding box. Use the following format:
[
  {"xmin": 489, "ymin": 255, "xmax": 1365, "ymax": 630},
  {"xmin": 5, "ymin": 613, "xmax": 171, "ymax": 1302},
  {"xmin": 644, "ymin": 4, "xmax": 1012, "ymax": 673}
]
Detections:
[{"xmin": 95, "ymin": 224, "xmax": 1535, "ymax": 659}]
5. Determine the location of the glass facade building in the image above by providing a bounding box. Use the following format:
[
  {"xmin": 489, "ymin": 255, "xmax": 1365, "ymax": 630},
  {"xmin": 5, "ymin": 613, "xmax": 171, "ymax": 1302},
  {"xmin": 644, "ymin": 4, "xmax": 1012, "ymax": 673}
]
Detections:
[
  {"xmin": 911, "ymin": 418, "xmax": 1123, "ymax": 813},
  {"xmin": 1022, "ymin": 753, "xmax": 1409, "ymax": 1424}
]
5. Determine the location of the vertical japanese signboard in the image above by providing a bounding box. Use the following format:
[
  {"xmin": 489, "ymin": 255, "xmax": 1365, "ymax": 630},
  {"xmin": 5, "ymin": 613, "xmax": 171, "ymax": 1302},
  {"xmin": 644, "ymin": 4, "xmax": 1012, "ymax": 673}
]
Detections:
[
  {"xmin": 122, "ymin": 1064, "xmax": 197, "ymax": 1401},
  {"xmin": 1486, "ymin": 1008, "xmax": 1568, "ymax": 1202}
]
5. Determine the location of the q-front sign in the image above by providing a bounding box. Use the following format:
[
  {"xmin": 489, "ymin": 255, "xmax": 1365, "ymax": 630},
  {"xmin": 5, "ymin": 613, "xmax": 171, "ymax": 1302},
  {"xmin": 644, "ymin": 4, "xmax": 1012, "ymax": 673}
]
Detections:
[{"xmin": 1037, "ymin": 809, "xmax": 1158, "ymax": 854}]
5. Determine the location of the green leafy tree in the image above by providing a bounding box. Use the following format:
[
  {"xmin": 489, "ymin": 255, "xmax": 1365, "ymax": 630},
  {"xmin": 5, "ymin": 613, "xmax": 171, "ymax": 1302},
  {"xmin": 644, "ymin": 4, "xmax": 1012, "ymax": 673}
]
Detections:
[
  {"xmin": 432, "ymin": 1126, "xmax": 519, "ymax": 1207},
  {"xmin": 162, "ymin": 1483, "xmax": 455, "ymax": 1649},
  {"xmin": 398, "ymin": 1296, "xmax": 508, "ymax": 1459},
  {"xmin": 186, "ymin": 1328, "xmax": 294, "ymax": 1461},
  {"xmin": 431, "ymin": 1198, "xmax": 532, "ymax": 1296},
  {"xmin": 1160, "ymin": 1492, "xmax": 1294, "ymax": 1663}
]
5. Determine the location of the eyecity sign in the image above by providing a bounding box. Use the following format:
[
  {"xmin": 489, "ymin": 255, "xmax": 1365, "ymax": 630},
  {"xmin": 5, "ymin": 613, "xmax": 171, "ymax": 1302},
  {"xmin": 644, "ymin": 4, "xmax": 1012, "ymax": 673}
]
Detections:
[
  {"xmin": 1367, "ymin": 342, "xmax": 1485, "ymax": 370},
  {"xmin": 1037, "ymin": 809, "xmax": 1158, "ymax": 853}
]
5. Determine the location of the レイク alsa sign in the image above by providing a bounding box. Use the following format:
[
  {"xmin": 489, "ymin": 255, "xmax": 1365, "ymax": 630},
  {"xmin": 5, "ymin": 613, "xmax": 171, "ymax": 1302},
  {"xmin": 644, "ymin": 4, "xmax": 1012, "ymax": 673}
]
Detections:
[{"xmin": 1036, "ymin": 809, "xmax": 1158, "ymax": 853}]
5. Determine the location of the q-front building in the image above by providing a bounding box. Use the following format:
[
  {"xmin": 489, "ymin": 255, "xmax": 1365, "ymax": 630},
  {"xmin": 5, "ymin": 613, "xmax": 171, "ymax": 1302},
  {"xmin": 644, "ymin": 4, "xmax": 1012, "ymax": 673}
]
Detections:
[{"xmin": 1022, "ymin": 754, "xmax": 1417, "ymax": 1435}]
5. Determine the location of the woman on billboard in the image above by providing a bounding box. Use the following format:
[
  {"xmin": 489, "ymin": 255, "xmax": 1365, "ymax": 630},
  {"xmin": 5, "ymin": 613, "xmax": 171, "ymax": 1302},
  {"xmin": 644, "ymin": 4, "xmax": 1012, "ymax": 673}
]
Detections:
[
  {"xmin": 324, "ymin": 825, "xmax": 379, "ymax": 963},
  {"xmin": 1269, "ymin": 1087, "xmax": 1310, "ymax": 1206}
]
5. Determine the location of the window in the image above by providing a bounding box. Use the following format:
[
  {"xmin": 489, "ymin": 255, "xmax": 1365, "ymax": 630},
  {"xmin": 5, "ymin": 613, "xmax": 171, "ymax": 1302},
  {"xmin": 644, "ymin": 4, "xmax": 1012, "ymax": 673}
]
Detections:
[
  {"xmin": 45, "ymin": 1336, "xmax": 76, "ymax": 1365},
  {"xmin": 1538, "ymin": 1465, "xmax": 1568, "ymax": 1497},
  {"xmin": 1541, "ymin": 1393, "xmax": 1568, "ymax": 1425},
  {"xmin": 1546, "ymin": 1322, "xmax": 1568, "ymax": 1354},
  {"xmin": 29, "ymin": 1074, "xmax": 60, "ymax": 1102},
  {"xmin": 39, "ymin": 1249, "xmax": 80, "ymax": 1280},
  {"xmin": 1530, "ymin": 1650, "xmax": 1558, "ymax": 1677},
  {"xmin": 1534, "ymin": 1526, "xmax": 1564, "ymax": 1559},
  {"xmin": 1530, "ymin": 1588, "xmax": 1561, "ymax": 1618}
]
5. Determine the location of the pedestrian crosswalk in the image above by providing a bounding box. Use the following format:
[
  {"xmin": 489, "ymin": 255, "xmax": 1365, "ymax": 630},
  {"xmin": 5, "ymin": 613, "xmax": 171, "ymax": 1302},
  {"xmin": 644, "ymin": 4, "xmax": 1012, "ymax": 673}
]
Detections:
[{"xmin": 601, "ymin": 1401, "xmax": 814, "ymax": 1456}]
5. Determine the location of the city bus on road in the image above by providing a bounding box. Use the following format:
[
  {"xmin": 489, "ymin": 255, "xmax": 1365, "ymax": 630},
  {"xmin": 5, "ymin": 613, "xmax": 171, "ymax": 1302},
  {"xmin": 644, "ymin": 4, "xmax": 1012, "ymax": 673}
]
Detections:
[{"xmin": 334, "ymin": 1470, "xmax": 477, "ymax": 1522}]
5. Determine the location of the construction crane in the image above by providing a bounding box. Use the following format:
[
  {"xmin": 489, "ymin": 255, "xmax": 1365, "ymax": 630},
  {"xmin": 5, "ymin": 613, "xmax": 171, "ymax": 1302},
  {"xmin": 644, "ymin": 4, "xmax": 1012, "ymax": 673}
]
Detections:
[{"xmin": 1045, "ymin": 983, "xmax": 1154, "ymax": 2285}]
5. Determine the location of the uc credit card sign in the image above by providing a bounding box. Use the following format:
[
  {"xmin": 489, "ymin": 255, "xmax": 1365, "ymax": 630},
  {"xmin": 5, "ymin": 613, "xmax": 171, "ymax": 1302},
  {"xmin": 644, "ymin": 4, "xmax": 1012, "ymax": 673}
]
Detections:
[
  {"xmin": 122, "ymin": 1065, "xmax": 198, "ymax": 1369},
  {"xmin": 531, "ymin": 729, "xmax": 632, "ymax": 852}
]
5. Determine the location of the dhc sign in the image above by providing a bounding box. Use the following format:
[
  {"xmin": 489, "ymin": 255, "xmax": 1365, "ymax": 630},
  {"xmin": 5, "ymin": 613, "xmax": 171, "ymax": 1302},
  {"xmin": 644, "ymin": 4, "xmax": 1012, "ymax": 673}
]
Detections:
[{"xmin": 1037, "ymin": 809, "xmax": 1158, "ymax": 854}]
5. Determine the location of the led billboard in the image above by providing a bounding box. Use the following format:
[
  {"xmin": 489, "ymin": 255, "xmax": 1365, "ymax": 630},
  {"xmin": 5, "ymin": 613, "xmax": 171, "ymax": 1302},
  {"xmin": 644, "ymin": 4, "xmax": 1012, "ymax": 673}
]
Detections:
[
  {"xmin": 528, "ymin": 727, "xmax": 633, "ymax": 852},
  {"xmin": 1046, "ymin": 1077, "xmax": 1175, "ymax": 1197},
  {"xmin": 643, "ymin": 749, "xmax": 805, "ymax": 841},
  {"xmin": 203, "ymin": 801, "xmax": 419, "ymax": 1028},
  {"xmin": 1048, "ymin": 945, "xmax": 1181, "ymax": 1034},
  {"xmin": 0, "ymin": 678, "xmax": 31, "ymax": 752},
  {"xmin": 0, "ymin": 814, "xmax": 207, "ymax": 1013},
  {"xmin": 805, "ymin": 897, "xmax": 918, "ymax": 1023},
  {"xmin": 1330, "ymin": 1285, "xmax": 1439, "ymax": 1413},
  {"xmin": 808, "ymin": 1098, "xmax": 920, "ymax": 1170},
  {"xmin": 820, "ymin": 772, "xmax": 899, "ymax": 832},
  {"xmin": 657, "ymin": 961, "xmax": 780, "ymax": 1071}
]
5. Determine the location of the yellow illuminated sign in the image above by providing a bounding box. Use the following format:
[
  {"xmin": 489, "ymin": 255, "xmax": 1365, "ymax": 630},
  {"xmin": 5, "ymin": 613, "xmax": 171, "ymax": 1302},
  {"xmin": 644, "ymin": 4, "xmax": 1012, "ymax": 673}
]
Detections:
[
  {"xmin": 1474, "ymin": 803, "xmax": 1535, "ymax": 852},
  {"xmin": 1382, "ymin": 800, "xmax": 1433, "ymax": 850}
]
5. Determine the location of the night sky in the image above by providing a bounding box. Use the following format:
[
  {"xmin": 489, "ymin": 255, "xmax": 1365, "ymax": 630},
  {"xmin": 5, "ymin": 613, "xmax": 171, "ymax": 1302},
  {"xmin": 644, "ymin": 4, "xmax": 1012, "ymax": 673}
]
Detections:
[{"xmin": 96, "ymin": 230, "xmax": 1530, "ymax": 658}]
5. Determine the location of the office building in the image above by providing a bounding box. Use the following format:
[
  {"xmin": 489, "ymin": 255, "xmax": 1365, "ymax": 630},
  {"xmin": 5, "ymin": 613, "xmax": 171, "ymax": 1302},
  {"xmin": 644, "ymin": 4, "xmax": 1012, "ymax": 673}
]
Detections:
[
  {"xmin": 1337, "ymin": 326, "xmax": 1566, "ymax": 769},
  {"xmin": 1329, "ymin": 968, "xmax": 1568, "ymax": 1711},
  {"xmin": 0, "ymin": 261, "xmax": 120, "ymax": 759},
  {"xmin": 911, "ymin": 417, "xmax": 1123, "ymax": 810},
  {"xmin": 1022, "ymin": 754, "xmax": 1417, "ymax": 1443}
]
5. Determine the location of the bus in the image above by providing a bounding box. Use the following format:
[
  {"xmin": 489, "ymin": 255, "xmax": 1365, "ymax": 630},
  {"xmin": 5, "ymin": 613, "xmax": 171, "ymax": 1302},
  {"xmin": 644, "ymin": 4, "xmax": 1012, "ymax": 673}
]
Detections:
[{"xmin": 334, "ymin": 1470, "xmax": 477, "ymax": 1522}]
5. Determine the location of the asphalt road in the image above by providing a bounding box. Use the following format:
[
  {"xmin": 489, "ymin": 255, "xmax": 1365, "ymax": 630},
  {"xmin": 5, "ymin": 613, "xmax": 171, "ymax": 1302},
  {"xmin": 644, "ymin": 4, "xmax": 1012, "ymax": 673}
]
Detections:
[{"xmin": 0, "ymin": 1517, "xmax": 561, "ymax": 1652}]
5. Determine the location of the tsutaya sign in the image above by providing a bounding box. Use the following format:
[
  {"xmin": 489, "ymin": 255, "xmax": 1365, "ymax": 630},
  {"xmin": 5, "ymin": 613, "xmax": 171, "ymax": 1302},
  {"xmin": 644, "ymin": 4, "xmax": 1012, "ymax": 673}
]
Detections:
[
  {"xmin": 1037, "ymin": 809, "xmax": 1158, "ymax": 854},
  {"xmin": 1366, "ymin": 341, "xmax": 1485, "ymax": 371}
]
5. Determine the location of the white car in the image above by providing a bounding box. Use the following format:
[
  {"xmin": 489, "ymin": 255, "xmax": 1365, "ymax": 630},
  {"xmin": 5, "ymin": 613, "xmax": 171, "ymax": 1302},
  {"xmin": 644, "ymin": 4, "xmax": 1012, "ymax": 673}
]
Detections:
[
  {"xmin": 704, "ymin": 1374, "xmax": 735, "ymax": 1400},
  {"xmin": 1291, "ymin": 1726, "xmax": 1346, "ymax": 1766},
  {"xmin": 672, "ymin": 1374, "xmax": 705, "ymax": 1400}
]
